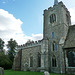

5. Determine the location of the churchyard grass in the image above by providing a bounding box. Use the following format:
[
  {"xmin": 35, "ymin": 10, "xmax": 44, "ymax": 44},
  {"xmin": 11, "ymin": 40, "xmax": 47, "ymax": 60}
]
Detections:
[
  {"xmin": 4, "ymin": 70, "xmax": 74, "ymax": 75},
  {"xmin": 4, "ymin": 70, "xmax": 43, "ymax": 75}
]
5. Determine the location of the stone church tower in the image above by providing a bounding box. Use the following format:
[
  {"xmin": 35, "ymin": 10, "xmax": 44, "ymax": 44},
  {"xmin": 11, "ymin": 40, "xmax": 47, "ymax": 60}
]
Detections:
[
  {"xmin": 13, "ymin": 0, "xmax": 75, "ymax": 74},
  {"xmin": 43, "ymin": 0, "xmax": 71, "ymax": 73}
]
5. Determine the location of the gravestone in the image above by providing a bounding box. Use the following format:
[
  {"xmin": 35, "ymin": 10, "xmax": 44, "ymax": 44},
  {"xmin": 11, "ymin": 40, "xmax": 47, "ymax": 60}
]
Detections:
[
  {"xmin": 0, "ymin": 67, "xmax": 4, "ymax": 75},
  {"xmin": 44, "ymin": 71, "xmax": 50, "ymax": 75}
]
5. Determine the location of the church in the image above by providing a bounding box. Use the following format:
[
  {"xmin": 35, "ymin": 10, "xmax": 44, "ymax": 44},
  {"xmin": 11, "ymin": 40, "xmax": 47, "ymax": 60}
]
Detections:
[{"xmin": 13, "ymin": 0, "xmax": 75, "ymax": 74}]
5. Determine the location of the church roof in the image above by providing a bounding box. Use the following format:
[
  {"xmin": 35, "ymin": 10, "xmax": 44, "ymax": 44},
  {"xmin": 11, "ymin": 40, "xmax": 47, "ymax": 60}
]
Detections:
[{"xmin": 64, "ymin": 25, "xmax": 75, "ymax": 49}]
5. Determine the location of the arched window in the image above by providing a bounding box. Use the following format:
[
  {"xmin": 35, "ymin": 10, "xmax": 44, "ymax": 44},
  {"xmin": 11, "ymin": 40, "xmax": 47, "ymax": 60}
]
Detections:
[
  {"xmin": 38, "ymin": 53, "xmax": 41, "ymax": 67},
  {"xmin": 67, "ymin": 51, "xmax": 75, "ymax": 67},
  {"xmin": 53, "ymin": 41, "xmax": 57, "ymax": 51},
  {"xmin": 30, "ymin": 56, "xmax": 33, "ymax": 67},
  {"xmin": 50, "ymin": 14, "xmax": 56, "ymax": 23},
  {"xmin": 50, "ymin": 15, "xmax": 52, "ymax": 23},
  {"xmin": 52, "ymin": 55, "xmax": 57, "ymax": 67}
]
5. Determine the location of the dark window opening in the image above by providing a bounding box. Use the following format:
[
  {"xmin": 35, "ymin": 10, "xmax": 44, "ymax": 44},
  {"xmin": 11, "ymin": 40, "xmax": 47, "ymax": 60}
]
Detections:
[
  {"xmin": 67, "ymin": 51, "xmax": 75, "ymax": 67},
  {"xmin": 53, "ymin": 42, "xmax": 57, "ymax": 51},
  {"xmin": 52, "ymin": 56, "xmax": 57, "ymax": 67},
  {"xmin": 30, "ymin": 56, "xmax": 33, "ymax": 67},
  {"xmin": 50, "ymin": 14, "xmax": 56, "ymax": 23},
  {"xmin": 38, "ymin": 53, "xmax": 41, "ymax": 67}
]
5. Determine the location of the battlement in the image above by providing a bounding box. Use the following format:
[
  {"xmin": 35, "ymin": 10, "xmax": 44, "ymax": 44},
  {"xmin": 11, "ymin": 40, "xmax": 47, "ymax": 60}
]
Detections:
[
  {"xmin": 44, "ymin": 1, "xmax": 70, "ymax": 14},
  {"xmin": 17, "ymin": 40, "xmax": 42, "ymax": 50}
]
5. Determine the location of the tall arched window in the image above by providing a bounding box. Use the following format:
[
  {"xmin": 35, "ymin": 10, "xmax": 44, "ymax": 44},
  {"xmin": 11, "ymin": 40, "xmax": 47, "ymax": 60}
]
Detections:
[
  {"xmin": 38, "ymin": 53, "xmax": 41, "ymax": 67},
  {"xmin": 67, "ymin": 51, "xmax": 75, "ymax": 67},
  {"xmin": 30, "ymin": 56, "xmax": 33, "ymax": 67},
  {"xmin": 53, "ymin": 41, "xmax": 57, "ymax": 51},
  {"xmin": 52, "ymin": 55, "xmax": 57, "ymax": 67},
  {"xmin": 50, "ymin": 14, "xmax": 56, "ymax": 23}
]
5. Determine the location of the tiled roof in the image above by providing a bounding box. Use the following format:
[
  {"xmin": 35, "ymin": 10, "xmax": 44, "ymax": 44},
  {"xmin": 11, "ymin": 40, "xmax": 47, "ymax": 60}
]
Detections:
[{"xmin": 64, "ymin": 25, "xmax": 75, "ymax": 48}]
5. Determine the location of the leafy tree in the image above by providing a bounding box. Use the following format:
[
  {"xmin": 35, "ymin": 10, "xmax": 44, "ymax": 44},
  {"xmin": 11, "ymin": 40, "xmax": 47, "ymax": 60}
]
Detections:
[
  {"xmin": 0, "ymin": 53, "xmax": 12, "ymax": 69},
  {"xmin": 7, "ymin": 38, "xmax": 18, "ymax": 62},
  {"xmin": 0, "ymin": 38, "xmax": 5, "ymax": 52}
]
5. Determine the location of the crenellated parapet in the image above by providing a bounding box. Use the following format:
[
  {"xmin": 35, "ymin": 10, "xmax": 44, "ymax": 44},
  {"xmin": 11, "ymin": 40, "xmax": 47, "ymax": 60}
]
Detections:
[
  {"xmin": 58, "ymin": 1, "xmax": 70, "ymax": 14},
  {"xmin": 44, "ymin": 1, "xmax": 70, "ymax": 15},
  {"xmin": 17, "ymin": 40, "xmax": 42, "ymax": 50}
]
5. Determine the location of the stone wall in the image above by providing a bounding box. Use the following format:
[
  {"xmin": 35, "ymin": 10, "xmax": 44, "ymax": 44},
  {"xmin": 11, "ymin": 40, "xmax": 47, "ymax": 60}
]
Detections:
[
  {"xmin": 12, "ymin": 50, "xmax": 22, "ymax": 71},
  {"xmin": 66, "ymin": 68, "xmax": 75, "ymax": 74},
  {"xmin": 21, "ymin": 39, "xmax": 49, "ymax": 72},
  {"xmin": 21, "ymin": 41, "xmax": 41, "ymax": 71}
]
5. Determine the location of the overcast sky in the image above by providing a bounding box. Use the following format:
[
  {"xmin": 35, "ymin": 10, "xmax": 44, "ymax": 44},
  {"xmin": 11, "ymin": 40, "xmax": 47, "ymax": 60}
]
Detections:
[{"xmin": 0, "ymin": 0, "xmax": 75, "ymax": 46}]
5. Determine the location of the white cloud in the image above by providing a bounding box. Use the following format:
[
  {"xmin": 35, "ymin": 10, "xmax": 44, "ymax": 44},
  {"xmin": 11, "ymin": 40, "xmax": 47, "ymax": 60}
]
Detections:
[
  {"xmin": 69, "ymin": 7, "xmax": 75, "ymax": 25},
  {"xmin": 0, "ymin": 9, "xmax": 43, "ymax": 46},
  {"xmin": 31, "ymin": 34, "xmax": 43, "ymax": 41}
]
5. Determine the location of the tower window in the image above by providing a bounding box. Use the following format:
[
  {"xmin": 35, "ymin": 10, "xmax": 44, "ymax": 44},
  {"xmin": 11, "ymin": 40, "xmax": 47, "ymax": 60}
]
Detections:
[
  {"xmin": 53, "ymin": 42, "xmax": 55, "ymax": 51},
  {"xmin": 53, "ymin": 41, "xmax": 57, "ymax": 51},
  {"xmin": 52, "ymin": 32, "xmax": 54, "ymax": 38},
  {"xmin": 52, "ymin": 56, "xmax": 57, "ymax": 67},
  {"xmin": 50, "ymin": 14, "xmax": 56, "ymax": 23}
]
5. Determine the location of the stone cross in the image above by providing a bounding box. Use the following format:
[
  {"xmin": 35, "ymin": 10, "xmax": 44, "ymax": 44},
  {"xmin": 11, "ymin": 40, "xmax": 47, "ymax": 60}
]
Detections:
[
  {"xmin": 54, "ymin": 0, "xmax": 58, "ymax": 5},
  {"xmin": 0, "ymin": 67, "xmax": 4, "ymax": 75},
  {"xmin": 44, "ymin": 71, "xmax": 50, "ymax": 75}
]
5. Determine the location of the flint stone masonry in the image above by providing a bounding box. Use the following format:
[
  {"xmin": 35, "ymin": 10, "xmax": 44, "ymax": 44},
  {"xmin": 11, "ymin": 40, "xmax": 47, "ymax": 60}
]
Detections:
[
  {"xmin": 12, "ymin": 50, "xmax": 22, "ymax": 71},
  {"xmin": 0, "ymin": 67, "xmax": 4, "ymax": 75},
  {"xmin": 21, "ymin": 45, "xmax": 41, "ymax": 71}
]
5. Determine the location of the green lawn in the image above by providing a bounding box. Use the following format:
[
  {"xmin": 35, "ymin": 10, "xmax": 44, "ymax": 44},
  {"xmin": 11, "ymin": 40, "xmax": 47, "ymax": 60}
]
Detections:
[
  {"xmin": 4, "ymin": 70, "xmax": 43, "ymax": 75},
  {"xmin": 4, "ymin": 70, "xmax": 74, "ymax": 75}
]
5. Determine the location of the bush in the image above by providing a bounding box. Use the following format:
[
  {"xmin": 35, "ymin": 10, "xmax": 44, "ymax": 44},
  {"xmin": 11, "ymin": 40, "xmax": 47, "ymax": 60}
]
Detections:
[{"xmin": 0, "ymin": 53, "xmax": 13, "ymax": 69}]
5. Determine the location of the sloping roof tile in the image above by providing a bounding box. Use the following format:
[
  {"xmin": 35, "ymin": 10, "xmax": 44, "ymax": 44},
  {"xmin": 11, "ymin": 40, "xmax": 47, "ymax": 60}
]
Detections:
[{"xmin": 64, "ymin": 25, "xmax": 75, "ymax": 48}]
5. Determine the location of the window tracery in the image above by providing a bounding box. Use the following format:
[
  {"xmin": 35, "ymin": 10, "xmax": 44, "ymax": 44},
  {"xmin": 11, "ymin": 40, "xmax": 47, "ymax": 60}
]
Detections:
[{"xmin": 50, "ymin": 14, "xmax": 56, "ymax": 23}]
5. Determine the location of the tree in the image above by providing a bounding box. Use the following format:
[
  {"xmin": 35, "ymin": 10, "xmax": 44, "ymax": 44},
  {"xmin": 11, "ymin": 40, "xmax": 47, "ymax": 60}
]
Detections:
[
  {"xmin": 7, "ymin": 38, "xmax": 18, "ymax": 62},
  {"xmin": 0, "ymin": 53, "xmax": 12, "ymax": 69},
  {"xmin": 0, "ymin": 38, "xmax": 5, "ymax": 52}
]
